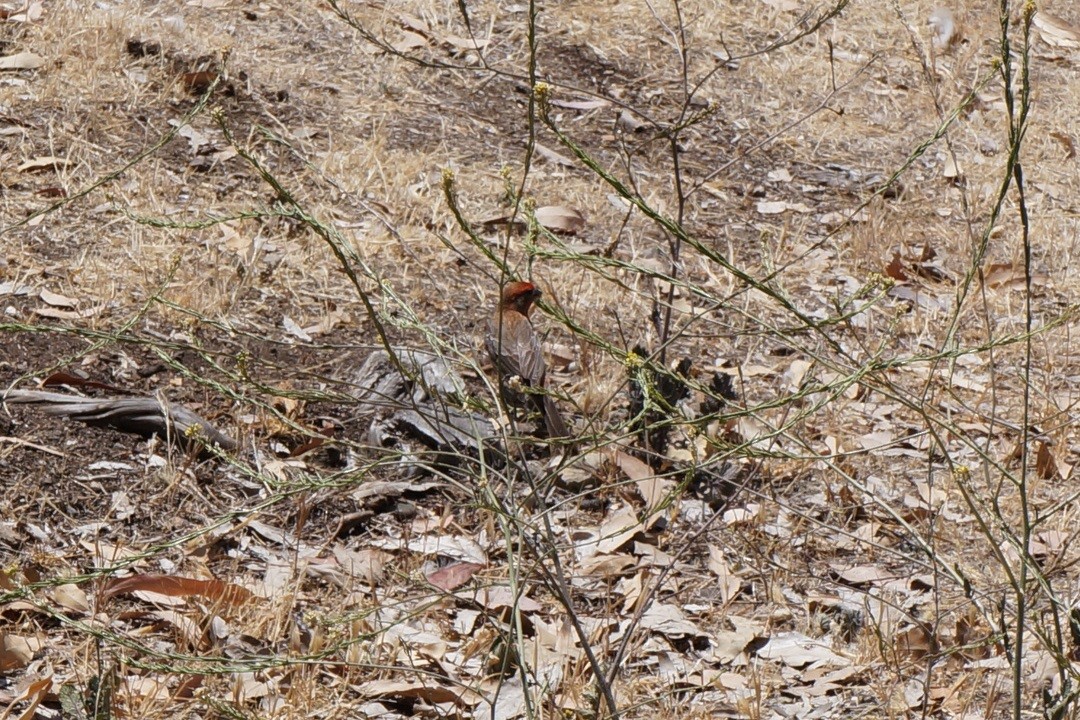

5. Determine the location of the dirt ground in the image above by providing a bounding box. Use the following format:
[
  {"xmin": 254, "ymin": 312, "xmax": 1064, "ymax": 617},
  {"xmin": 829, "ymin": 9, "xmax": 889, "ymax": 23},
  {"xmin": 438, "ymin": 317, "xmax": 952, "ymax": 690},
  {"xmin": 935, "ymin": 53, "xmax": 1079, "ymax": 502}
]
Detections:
[{"xmin": 3, "ymin": 0, "xmax": 1080, "ymax": 718}]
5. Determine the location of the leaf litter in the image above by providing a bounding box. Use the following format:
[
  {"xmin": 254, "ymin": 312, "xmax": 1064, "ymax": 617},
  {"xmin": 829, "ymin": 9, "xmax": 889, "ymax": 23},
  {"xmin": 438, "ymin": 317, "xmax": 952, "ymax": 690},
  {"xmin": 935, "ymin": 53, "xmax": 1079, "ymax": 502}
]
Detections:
[{"xmin": 1, "ymin": 0, "xmax": 1076, "ymax": 717}]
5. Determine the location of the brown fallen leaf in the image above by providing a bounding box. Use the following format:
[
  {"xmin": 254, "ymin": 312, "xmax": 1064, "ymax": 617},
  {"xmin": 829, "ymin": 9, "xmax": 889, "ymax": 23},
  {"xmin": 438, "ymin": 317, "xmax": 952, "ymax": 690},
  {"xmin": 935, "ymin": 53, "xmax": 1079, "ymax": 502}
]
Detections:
[
  {"xmin": 888, "ymin": 284, "xmax": 946, "ymax": 311},
  {"xmin": 17, "ymin": 156, "xmax": 68, "ymax": 172},
  {"xmin": 33, "ymin": 304, "xmax": 103, "ymax": 320},
  {"xmin": 42, "ymin": 372, "xmax": 125, "ymax": 393},
  {"xmin": 549, "ymin": 97, "xmax": 609, "ymax": 110},
  {"xmin": 441, "ymin": 35, "xmax": 489, "ymax": 51},
  {"xmin": 427, "ymin": 561, "xmax": 484, "ymax": 592},
  {"xmin": 102, "ymin": 574, "xmax": 254, "ymax": 606},
  {"xmin": 982, "ymin": 262, "xmax": 1049, "ymax": 290},
  {"xmin": 756, "ymin": 200, "xmax": 788, "ymax": 215},
  {"xmin": 534, "ymin": 205, "xmax": 586, "ymax": 234},
  {"xmin": 51, "ymin": 583, "xmax": 89, "ymax": 613},
  {"xmin": 1049, "ymin": 131, "xmax": 1077, "ymax": 160},
  {"xmin": 355, "ymin": 679, "xmax": 479, "ymax": 706},
  {"xmin": 6, "ymin": 676, "xmax": 50, "ymax": 718},
  {"xmin": 884, "ymin": 252, "xmax": 908, "ymax": 281},
  {"xmin": 1035, "ymin": 440, "xmax": 1070, "ymax": 480},
  {"xmin": 392, "ymin": 30, "xmax": 428, "ymax": 53},
  {"xmin": 534, "ymin": 142, "xmax": 575, "ymax": 167},
  {"xmin": 38, "ymin": 288, "xmax": 78, "ymax": 308},
  {"xmin": 0, "ymin": 51, "xmax": 45, "ymax": 70},
  {"xmin": 1, "ymin": 1, "xmax": 44, "ymax": 22},
  {"xmin": 180, "ymin": 70, "xmax": 217, "ymax": 94},
  {"xmin": 0, "ymin": 634, "xmax": 40, "ymax": 671},
  {"xmin": 612, "ymin": 449, "xmax": 673, "ymax": 530},
  {"xmin": 895, "ymin": 623, "xmax": 937, "ymax": 662},
  {"xmin": 1033, "ymin": 11, "xmax": 1080, "ymax": 49}
]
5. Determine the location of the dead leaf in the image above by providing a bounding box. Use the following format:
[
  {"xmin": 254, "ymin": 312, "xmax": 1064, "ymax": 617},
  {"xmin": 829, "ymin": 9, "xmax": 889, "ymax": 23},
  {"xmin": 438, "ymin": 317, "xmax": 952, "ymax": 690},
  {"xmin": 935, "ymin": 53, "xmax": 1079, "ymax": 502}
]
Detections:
[
  {"xmin": 355, "ymin": 679, "xmax": 479, "ymax": 706},
  {"xmin": 0, "ymin": 281, "xmax": 34, "ymax": 296},
  {"xmin": 0, "ymin": 51, "xmax": 45, "ymax": 70},
  {"xmin": 3, "ymin": 1, "xmax": 44, "ymax": 22},
  {"xmin": 535, "ymin": 205, "xmax": 586, "ymax": 234},
  {"xmin": 784, "ymin": 359, "xmax": 812, "ymax": 391},
  {"xmin": 596, "ymin": 504, "xmax": 642, "ymax": 554},
  {"xmin": 707, "ymin": 546, "xmax": 743, "ymax": 604},
  {"xmin": 1035, "ymin": 440, "xmax": 1070, "ymax": 480},
  {"xmin": 722, "ymin": 504, "xmax": 761, "ymax": 526},
  {"xmin": 121, "ymin": 675, "xmax": 172, "ymax": 701},
  {"xmin": 760, "ymin": 0, "xmax": 798, "ymax": 12},
  {"xmin": 613, "ymin": 449, "xmax": 673, "ymax": 528},
  {"xmin": 858, "ymin": 430, "xmax": 894, "ymax": 450},
  {"xmin": 895, "ymin": 623, "xmax": 936, "ymax": 661},
  {"xmin": 832, "ymin": 564, "xmax": 893, "ymax": 586},
  {"xmin": 82, "ymin": 540, "xmax": 142, "ymax": 567},
  {"xmin": 640, "ymin": 603, "xmax": 706, "ymax": 639},
  {"xmin": 549, "ymin": 97, "xmax": 609, "ymax": 111},
  {"xmin": 0, "ymin": 634, "xmax": 39, "ymax": 671},
  {"xmin": 887, "ymin": 284, "xmax": 946, "ymax": 311},
  {"xmin": 331, "ymin": 546, "xmax": 388, "ymax": 584},
  {"xmin": 756, "ymin": 200, "xmax": 788, "ymax": 215},
  {"xmin": 1049, "ymin": 131, "xmax": 1077, "ymax": 160},
  {"xmin": 169, "ymin": 120, "xmax": 209, "ymax": 153},
  {"xmin": 102, "ymin": 574, "xmax": 254, "ymax": 606},
  {"xmin": 369, "ymin": 533, "xmax": 487, "ymax": 564},
  {"xmin": 755, "ymin": 631, "xmax": 850, "ymax": 668},
  {"xmin": 392, "ymin": 31, "xmax": 428, "ymax": 53},
  {"xmin": 982, "ymin": 263, "xmax": 1048, "ymax": 290},
  {"xmin": 1033, "ymin": 11, "xmax": 1080, "ymax": 49},
  {"xmin": 38, "ymin": 289, "xmax": 77, "ymax": 308},
  {"xmin": 441, "ymin": 35, "xmax": 488, "ymax": 51},
  {"xmin": 147, "ymin": 609, "xmax": 207, "ymax": 649},
  {"xmin": 6, "ymin": 676, "xmax": 50, "ymax": 718},
  {"xmin": 17, "ymin": 156, "xmax": 67, "ymax": 173},
  {"xmin": 180, "ymin": 70, "xmax": 217, "ymax": 94},
  {"xmin": 579, "ymin": 553, "xmax": 636, "ymax": 577},
  {"xmin": 707, "ymin": 615, "xmax": 762, "ymax": 663},
  {"xmin": 534, "ymin": 142, "xmax": 574, "ymax": 166},
  {"xmin": 470, "ymin": 586, "xmax": 542, "ymax": 613},
  {"xmin": 283, "ymin": 315, "xmax": 312, "ymax": 342},
  {"xmin": 427, "ymin": 562, "xmax": 483, "ymax": 592},
  {"xmin": 942, "ymin": 154, "xmax": 962, "ymax": 180},
  {"xmin": 33, "ymin": 305, "xmax": 104, "ymax": 320},
  {"xmin": 51, "ymin": 583, "xmax": 89, "ymax": 613}
]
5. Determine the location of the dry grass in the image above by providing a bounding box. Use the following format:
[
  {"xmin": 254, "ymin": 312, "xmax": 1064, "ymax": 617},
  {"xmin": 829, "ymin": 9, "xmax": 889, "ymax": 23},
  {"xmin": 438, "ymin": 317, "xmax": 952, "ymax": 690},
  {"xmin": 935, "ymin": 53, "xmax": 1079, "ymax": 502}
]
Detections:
[{"xmin": 3, "ymin": 0, "xmax": 1080, "ymax": 718}]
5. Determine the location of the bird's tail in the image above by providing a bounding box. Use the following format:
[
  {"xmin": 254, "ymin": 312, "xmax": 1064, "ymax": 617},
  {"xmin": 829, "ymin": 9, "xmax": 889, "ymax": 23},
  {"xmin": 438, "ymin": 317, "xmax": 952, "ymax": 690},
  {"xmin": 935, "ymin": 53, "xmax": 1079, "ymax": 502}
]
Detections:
[{"xmin": 542, "ymin": 395, "xmax": 570, "ymax": 440}]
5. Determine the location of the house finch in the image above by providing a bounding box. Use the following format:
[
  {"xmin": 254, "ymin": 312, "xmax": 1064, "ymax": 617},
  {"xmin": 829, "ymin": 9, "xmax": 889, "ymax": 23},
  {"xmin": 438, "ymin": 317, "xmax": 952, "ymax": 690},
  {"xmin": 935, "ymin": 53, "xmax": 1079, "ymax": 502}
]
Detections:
[{"xmin": 485, "ymin": 281, "xmax": 569, "ymax": 440}]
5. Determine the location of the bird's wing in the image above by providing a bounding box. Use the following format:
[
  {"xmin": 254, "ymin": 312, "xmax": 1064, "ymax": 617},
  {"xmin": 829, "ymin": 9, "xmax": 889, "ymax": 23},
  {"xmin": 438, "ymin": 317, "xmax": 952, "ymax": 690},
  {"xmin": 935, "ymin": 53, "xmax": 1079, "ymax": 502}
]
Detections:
[{"xmin": 487, "ymin": 316, "xmax": 546, "ymax": 386}]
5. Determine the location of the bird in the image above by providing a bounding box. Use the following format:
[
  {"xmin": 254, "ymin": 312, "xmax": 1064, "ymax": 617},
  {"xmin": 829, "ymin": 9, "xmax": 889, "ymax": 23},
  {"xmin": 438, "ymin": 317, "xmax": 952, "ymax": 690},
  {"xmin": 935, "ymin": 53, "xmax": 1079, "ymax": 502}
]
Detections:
[{"xmin": 485, "ymin": 280, "xmax": 569, "ymax": 440}]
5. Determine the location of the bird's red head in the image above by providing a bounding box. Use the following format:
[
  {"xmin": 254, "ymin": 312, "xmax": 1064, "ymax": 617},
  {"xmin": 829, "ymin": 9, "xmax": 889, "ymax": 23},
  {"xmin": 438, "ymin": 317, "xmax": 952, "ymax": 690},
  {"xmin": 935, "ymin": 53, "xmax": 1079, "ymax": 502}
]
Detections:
[{"xmin": 500, "ymin": 281, "xmax": 542, "ymax": 315}]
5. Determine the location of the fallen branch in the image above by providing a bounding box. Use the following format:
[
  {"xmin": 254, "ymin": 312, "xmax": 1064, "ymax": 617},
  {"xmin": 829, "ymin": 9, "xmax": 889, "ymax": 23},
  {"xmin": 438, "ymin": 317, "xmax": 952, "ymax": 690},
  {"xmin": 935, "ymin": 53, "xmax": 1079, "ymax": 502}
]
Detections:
[{"xmin": 2, "ymin": 390, "xmax": 237, "ymax": 452}]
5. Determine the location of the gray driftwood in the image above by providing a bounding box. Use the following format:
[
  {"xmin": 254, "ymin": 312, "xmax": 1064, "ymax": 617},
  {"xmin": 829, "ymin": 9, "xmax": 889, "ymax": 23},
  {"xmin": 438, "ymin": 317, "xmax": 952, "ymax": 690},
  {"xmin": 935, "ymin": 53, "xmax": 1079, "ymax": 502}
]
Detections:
[
  {"xmin": 2, "ymin": 390, "xmax": 237, "ymax": 451},
  {"xmin": 351, "ymin": 349, "xmax": 493, "ymax": 454}
]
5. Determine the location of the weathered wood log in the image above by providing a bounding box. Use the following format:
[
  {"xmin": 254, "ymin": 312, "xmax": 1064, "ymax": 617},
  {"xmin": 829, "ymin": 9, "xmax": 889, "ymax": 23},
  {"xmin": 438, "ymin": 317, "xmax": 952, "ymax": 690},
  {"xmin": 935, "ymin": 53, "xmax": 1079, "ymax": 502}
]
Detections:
[
  {"xmin": 350, "ymin": 349, "xmax": 494, "ymax": 455},
  {"xmin": 2, "ymin": 390, "xmax": 237, "ymax": 452}
]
